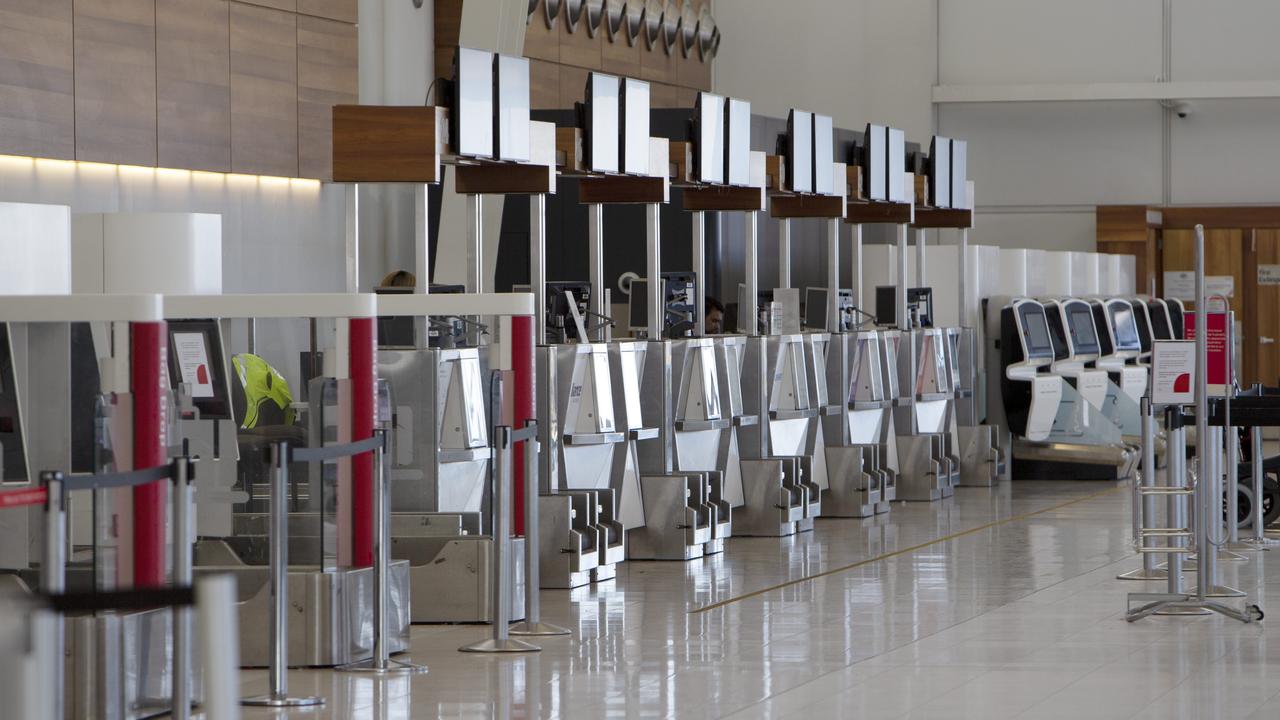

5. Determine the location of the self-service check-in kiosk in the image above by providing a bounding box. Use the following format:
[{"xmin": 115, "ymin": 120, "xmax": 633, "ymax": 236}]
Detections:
[
  {"xmin": 998, "ymin": 297, "xmax": 1138, "ymax": 480},
  {"xmin": 1091, "ymin": 298, "xmax": 1149, "ymax": 405}
]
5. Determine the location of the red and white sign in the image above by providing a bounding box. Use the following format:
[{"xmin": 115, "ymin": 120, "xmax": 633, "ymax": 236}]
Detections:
[
  {"xmin": 1184, "ymin": 311, "xmax": 1233, "ymax": 397},
  {"xmin": 1151, "ymin": 340, "xmax": 1195, "ymax": 406}
]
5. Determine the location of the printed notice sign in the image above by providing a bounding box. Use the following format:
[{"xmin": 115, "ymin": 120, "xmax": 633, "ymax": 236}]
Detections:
[
  {"xmin": 1151, "ymin": 340, "xmax": 1195, "ymax": 406},
  {"xmin": 173, "ymin": 332, "xmax": 214, "ymax": 398},
  {"xmin": 1184, "ymin": 311, "xmax": 1233, "ymax": 397},
  {"xmin": 1260, "ymin": 264, "xmax": 1280, "ymax": 286},
  {"xmin": 1164, "ymin": 271, "xmax": 1235, "ymax": 300}
]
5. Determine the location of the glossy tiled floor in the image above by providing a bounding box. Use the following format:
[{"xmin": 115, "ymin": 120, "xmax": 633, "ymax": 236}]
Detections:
[{"xmin": 238, "ymin": 481, "xmax": 1280, "ymax": 719}]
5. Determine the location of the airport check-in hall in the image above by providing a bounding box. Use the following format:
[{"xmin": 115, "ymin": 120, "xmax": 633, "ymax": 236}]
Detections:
[{"xmin": 4, "ymin": 2, "xmax": 1280, "ymax": 718}]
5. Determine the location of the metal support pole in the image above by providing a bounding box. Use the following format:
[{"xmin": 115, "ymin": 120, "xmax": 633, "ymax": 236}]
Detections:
[
  {"xmin": 41, "ymin": 472, "xmax": 65, "ymax": 720},
  {"xmin": 246, "ymin": 318, "xmax": 256, "ymax": 357},
  {"xmin": 745, "ymin": 211, "xmax": 759, "ymax": 336},
  {"xmin": 531, "ymin": 194, "xmax": 548, "ymax": 345},
  {"xmin": 1227, "ymin": 424, "xmax": 1243, "ymax": 547},
  {"xmin": 461, "ymin": 423, "xmax": 540, "ymax": 652},
  {"xmin": 172, "ymin": 456, "xmax": 193, "ymax": 720},
  {"xmin": 693, "ymin": 211, "xmax": 706, "ymax": 336},
  {"xmin": 778, "ymin": 218, "xmax": 791, "ymax": 289},
  {"xmin": 897, "ymin": 224, "xmax": 909, "ymax": 331},
  {"xmin": 340, "ymin": 431, "xmax": 427, "ymax": 673},
  {"xmin": 1120, "ymin": 398, "xmax": 1166, "ymax": 580},
  {"xmin": 195, "ymin": 574, "xmax": 241, "ymax": 720},
  {"xmin": 1167, "ymin": 425, "xmax": 1187, "ymax": 594},
  {"xmin": 915, "ymin": 227, "xmax": 926, "ymax": 288},
  {"xmin": 1194, "ymin": 227, "xmax": 1210, "ymax": 603},
  {"xmin": 243, "ymin": 443, "xmax": 324, "ymax": 707},
  {"xmin": 646, "ymin": 203, "xmax": 662, "ymax": 341},
  {"xmin": 511, "ymin": 421, "xmax": 569, "ymax": 637},
  {"xmin": 827, "ymin": 219, "xmax": 840, "ymax": 334},
  {"xmin": 958, "ymin": 228, "xmax": 969, "ymax": 328},
  {"xmin": 588, "ymin": 203, "xmax": 606, "ymax": 340},
  {"xmin": 468, "ymin": 193, "xmax": 485, "ymax": 346},
  {"xmin": 852, "ymin": 224, "xmax": 863, "ymax": 314},
  {"xmin": 1252, "ymin": 425, "xmax": 1268, "ymax": 545},
  {"xmin": 346, "ymin": 183, "xmax": 360, "ymax": 294}
]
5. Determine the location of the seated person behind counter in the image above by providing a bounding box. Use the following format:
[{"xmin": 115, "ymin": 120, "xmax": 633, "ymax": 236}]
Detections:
[{"xmin": 706, "ymin": 297, "xmax": 725, "ymax": 335}]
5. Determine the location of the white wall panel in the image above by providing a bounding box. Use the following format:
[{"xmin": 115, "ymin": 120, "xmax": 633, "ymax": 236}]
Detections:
[
  {"xmin": 1172, "ymin": 0, "xmax": 1280, "ymax": 81},
  {"xmin": 969, "ymin": 212, "xmax": 1096, "ymax": 252},
  {"xmin": 1171, "ymin": 98, "xmax": 1280, "ymax": 204},
  {"xmin": 939, "ymin": 0, "xmax": 1162, "ymax": 85},
  {"xmin": 939, "ymin": 102, "xmax": 1162, "ymax": 207},
  {"xmin": 0, "ymin": 202, "xmax": 71, "ymax": 294}
]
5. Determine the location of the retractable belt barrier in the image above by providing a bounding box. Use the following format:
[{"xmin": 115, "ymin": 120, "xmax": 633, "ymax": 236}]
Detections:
[{"xmin": 11, "ymin": 453, "xmax": 240, "ymax": 720}]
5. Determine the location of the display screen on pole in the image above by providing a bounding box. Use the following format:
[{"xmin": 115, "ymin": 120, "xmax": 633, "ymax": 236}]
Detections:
[
  {"xmin": 787, "ymin": 109, "xmax": 813, "ymax": 194},
  {"xmin": 494, "ymin": 54, "xmax": 531, "ymax": 163},
  {"xmin": 813, "ymin": 113, "xmax": 834, "ymax": 195},
  {"xmin": 863, "ymin": 124, "xmax": 887, "ymax": 202},
  {"xmin": 929, "ymin": 136, "xmax": 951, "ymax": 209},
  {"xmin": 887, "ymin": 127, "xmax": 907, "ymax": 203},
  {"xmin": 585, "ymin": 72, "xmax": 621, "ymax": 174},
  {"xmin": 621, "ymin": 78, "xmax": 651, "ymax": 175},
  {"xmin": 693, "ymin": 92, "xmax": 725, "ymax": 184},
  {"xmin": 167, "ymin": 319, "xmax": 232, "ymax": 420},
  {"xmin": 725, "ymin": 97, "xmax": 751, "ymax": 186},
  {"xmin": 452, "ymin": 47, "xmax": 495, "ymax": 158}
]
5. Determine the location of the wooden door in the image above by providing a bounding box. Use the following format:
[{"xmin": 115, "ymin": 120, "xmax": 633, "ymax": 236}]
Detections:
[
  {"xmin": 1253, "ymin": 230, "xmax": 1280, "ymax": 386},
  {"xmin": 1163, "ymin": 228, "xmax": 1252, "ymax": 384}
]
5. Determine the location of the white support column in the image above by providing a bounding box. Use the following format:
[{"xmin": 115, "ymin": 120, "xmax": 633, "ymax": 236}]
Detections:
[
  {"xmin": 958, "ymin": 227, "xmax": 969, "ymax": 328},
  {"xmin": 414, "ymin": 184, "xmax": 431, "ymax": 293},
  {"xmin": 466, "ymin": 194, "xmax": 484, "ymax": 293},
  {"xmin": 852, "ymin": 224, "xmax": 863, "ymax": 313},
  {"xmin": 693, "ymin": 211, "xmax": 706, "ymax": 336},
  {"xmin": 897, "ymin": 224, "xmax": 909, "ymax": 332},
  {"xmin": 345, "ymin": 184, "xmax": 360, "ymax": 293},
  {"xmin": 827, "ymin": 219, "xmax": 840, "ymax": 333},
  {"xmin": 530, "ymin": 194, "xmax": 547, "ymax": 345},
  {"xmin": 588, "ymin": 204, "xmax": 606, "ymax": 340},
  {"xmin": 779, "ymin": 218, "xmax": 791, "ymax": 289},
  {"xmin": 646, "ymin": 204, "xmax": 662, "ymax": 341},
  {"xmin": 745, "ymin": 211, "xmax": 759, "ymax": 336},
  {"xmin": 915, "ymin": 227, "xmax": 927, "ymax": 289}
]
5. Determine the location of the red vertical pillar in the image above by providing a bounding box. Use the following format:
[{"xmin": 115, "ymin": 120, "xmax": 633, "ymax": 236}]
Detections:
[
  {"xmin": 349, "ymin": 317, "xmax": 377, "ymax": 568},
  {"xmin": 512, "ymin": 315, "xmax": 535, "ymax": 536},
  {"xmin": 131, "ymin": 321, "xmax": 168, "ymax": 588}
]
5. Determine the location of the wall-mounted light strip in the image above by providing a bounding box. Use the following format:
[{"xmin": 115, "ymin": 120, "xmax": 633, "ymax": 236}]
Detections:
[{"xmin": 0, "ymin": 154, "xmax": 322, "ymax": 189}]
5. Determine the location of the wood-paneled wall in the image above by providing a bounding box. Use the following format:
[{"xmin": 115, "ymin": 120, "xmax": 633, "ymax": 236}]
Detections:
[
  {"xmin": 434, "ymin": 1, "xmax": 714, "ymax": 112},
  {"xmin": 0, "ymin": 0, "xmax": 357, "ymax": 178}
]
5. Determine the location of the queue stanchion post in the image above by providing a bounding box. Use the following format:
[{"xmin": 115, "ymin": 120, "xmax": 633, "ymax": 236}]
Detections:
[
  {"xmin": 196, "ymin": 574, "xmax": 242, "ymax": 720},
  {"xmin": 461, "ymin": 422, "xmax": 540, "ymax": 653},
  {"xmin": 338, "ymin": 429, "xmax": 426, "ymax": 674},
  {"xmin": 41, "ymin": 471, "xmax": 65, "ymax": 720},
  {"xmin": 510, "ymin": 418, "xmax": 569, "ymax": 638},
  {"xmin": 1120, "ymin": 397, "xmax": 1167, "ymax": 580},
  {"xmin": 1249, "ymin": 422, "xmax": 1271, "ymax": 549},
  {"xmin": 242, "ymin": 441, "xmax": 324, "ymax": 707},
  {"xmin": 172, "ymin": 451, "xmax": 195, "ymax": 720}
]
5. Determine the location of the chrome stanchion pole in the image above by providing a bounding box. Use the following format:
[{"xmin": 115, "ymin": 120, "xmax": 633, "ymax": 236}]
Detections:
[
  {"xmin": 1154, "ymin": 416, "xmax": 1208, "ymax": 615},
  {"xmin": 1206, "ymin": 424, "xmax": 1245, "ymax": 595},
  {"xmin": 461, "ymin": 423, "xmax": 540, "ymax": 653},
  {"xmin": 172, "ymin": 453, "xmax": 194, "ymax": 720},
  {"xmin": 243, "ymin": 441, "xmax": 323, "ymax": 707},
  {"xmin": 511, "ymin": 419, "xmax": 569, "ymax": 637},
  {"xmin": 340, "ymin": 430, "xmax": 426, "ymax": 674},
  {"xmin": 1225, "ymin": 421, "xmax": 1252, "ymax": 553},
  {"xmin": 1250, "ymin": 424, "xmax": 1270, "ymax": 548},
  {"xmin": 40, "ymin": 471, "xmax": 65, "ymax": 720},
  {"xmin": 1120, "ymin": 397, "xmax": 1167, "ymax": 580},
  {"xmin": 196, "ymin": 574, "xmax": 242, "ymax": 720}
]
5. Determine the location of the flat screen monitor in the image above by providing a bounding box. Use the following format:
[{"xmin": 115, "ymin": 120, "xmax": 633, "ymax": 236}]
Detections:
[
  {"xmin": 804, "ymin": 287, "xmax": 827, "ymax": 329},
  {"xmin": 929, "ymin": 136, "xmax": 951, "ymax": 208},
  {"xmin": 585, "ymin": 72, "xmax": 621, "ymax": 174},
  {"xmin": 887, "ymin": 127, "xmax": 907, "ymax": 203},
  {"xmin": 1065, "ymin": 303, "xmax": 1100, "ymax": 355},
  {"xmin": 494, "ymin": 54, "xmax": 530, "ymax": 163},
  {"xmin": 1130, "ymin": 300, "xmax": 1153, "ymax": 351},
  {"xmin": 629, "ymin": 278, "xmax": 651, "ymax": 331},
  {"xmin": 813, "ymin": 113, "xmax": 834, "ymax": 195},
  {"xmin": 1019, "ymin": 304, "xmax": 1054, "ymax": 360},
  {"xmin": 693, "ymin": 92, "xmax": 725, "ymax": 184},
  {"xmin": 167, "ymin": 319, "xmax": 232, "ymax": 420},
  {"xmin": 786, "ymin": 110, "xmax": 813, "ymax": 194},
  {"xmin": 452, "ymin": 47, "xmax": 495, "ymax": 158},
  {"xmin": 621, "ymin": 78, "xmax": 651, "ymax": 175},
  {"xmin": 874, "ymin": 285, "xmax": 897, "ymax": 326},
  {"xmin": 863, "ymin": 124, "xmax": 887, "ymax": 201},
  {"xmin": 725, "ymin": 97, "xmax": 751, "ymax": 186},
  {"xmin": 1147, "ymin": 299, "xmax": 1173, "ymax": 340},
  {"xmin": 951, "ymin": 139, "xmax": 969, "ymax": 209},
  {"xmin": 1110, "ymin": 303, "xmax": 1141, "ymax": 352}
]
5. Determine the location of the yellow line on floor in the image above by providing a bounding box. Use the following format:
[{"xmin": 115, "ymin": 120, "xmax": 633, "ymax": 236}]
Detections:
[{"xmin": 689, "ymin": 484, "xmax": 1125, "ymax": 614}]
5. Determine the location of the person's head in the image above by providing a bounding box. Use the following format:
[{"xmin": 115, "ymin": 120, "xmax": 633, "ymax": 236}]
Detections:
[
  {"xmin": 379, "ymin": 270, "xmax": 417, "ymax": 289},
  {"xmin": 705, "ymin": 296, "xmax": 725, "ymax": 335}
]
